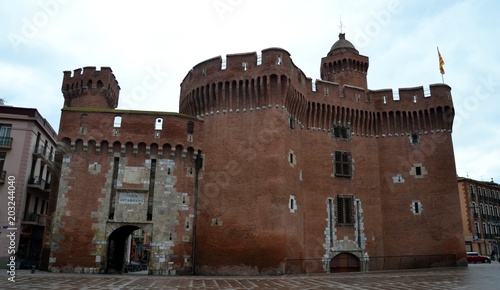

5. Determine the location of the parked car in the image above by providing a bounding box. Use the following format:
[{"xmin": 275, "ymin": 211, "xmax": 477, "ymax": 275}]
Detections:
[{"xmin": 466, "ymin": 251, "xmax": 491, "ymax": 263}]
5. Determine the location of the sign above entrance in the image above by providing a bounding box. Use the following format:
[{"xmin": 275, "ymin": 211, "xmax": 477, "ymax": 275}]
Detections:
[{"xmin": 118, "ymin": 192, "xmax": 145, "ymax": 205}]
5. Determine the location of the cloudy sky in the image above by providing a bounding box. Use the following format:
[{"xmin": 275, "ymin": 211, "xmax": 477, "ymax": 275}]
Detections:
[{"xmin": 1, "ymin": 0, "xmax": 499, "ymax": 182}]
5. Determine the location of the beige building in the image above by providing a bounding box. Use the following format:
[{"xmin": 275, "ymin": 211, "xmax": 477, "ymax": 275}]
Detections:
[
  {"xmin": 0, "ymin": 106, "xmax": 57, "ymax": 269},
  {"xmin": 458, "ymin": 177, "xmax": 500, "ymax": 258}
]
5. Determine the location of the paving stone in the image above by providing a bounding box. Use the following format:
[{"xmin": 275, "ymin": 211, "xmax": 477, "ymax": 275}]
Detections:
[{"xmin": 2, "ymin": 264, "xmax": 500, "ymax": 289}]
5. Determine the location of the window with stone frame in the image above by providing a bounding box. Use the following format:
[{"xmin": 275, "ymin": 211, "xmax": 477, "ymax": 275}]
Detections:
[
  {"xmin": 332, "ymin": 123, "xmax": 350, "ymax": 140},
  {"xmin": 334, "ymin": 151, "xmax": 352, "ymax": 177},
  {"xmin": 336, "ymin": 195, "xmax": 354, "ymax": 225}
]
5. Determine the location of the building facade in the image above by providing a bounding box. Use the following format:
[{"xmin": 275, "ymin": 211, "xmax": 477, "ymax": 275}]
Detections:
[
  {"xmin": 44, "ymin": 34, "xmax": 466, "ymax": 275},
  {"xmin": 0, "ymin": 106, "xmax": 57, "ymax": 269},
  {"xmin": 458, "ymin": 177, "xmax": 500, "ymax": 257}
]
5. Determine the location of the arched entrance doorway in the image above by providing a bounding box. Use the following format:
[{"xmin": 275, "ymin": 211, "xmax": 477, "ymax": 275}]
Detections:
[
  {"xmin": 106, "ymin": 225, "xmax": 143, "ymax": 274},
  {"xmin": 329, "ymin": 252, "xmax": 360, "ymax": 273}
]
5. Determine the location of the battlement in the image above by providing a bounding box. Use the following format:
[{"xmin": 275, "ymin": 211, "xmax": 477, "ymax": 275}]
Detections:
[
  {"xmin": 181, "ymin": 48, "xmax": 292, "ymax": 85},
  {"xmin": 62, "ymin": 66, "xmax": 121, "ymax": 109},
  {"xmin": 369, "ymin": 83, "xmax": 452, "ymax": 110}
]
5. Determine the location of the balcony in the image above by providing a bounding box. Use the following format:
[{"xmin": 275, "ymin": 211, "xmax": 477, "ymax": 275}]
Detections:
[
  {"xmin": 27, "ymin": 176, "xmax": 51, "ymax": 195},
  {"xmin": 33, "ymin": 145, "xmax": 54, "ymax": 165},
  {"xmin": 0, "ymin": 136, "xmax": 13, "ymax": 149},
  {"xmin": 22, "ymin": 213, "xmax": 47, "ymax": 226}
]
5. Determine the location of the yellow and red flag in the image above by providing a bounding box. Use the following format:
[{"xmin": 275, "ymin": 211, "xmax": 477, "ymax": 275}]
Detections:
[{"xmin": 438, "ymin": 48, "xmax": 445, "ymax": 75}]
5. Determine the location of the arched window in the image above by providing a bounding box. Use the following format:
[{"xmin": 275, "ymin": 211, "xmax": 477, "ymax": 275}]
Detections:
[
  {"xmin": 155, "ymin": 118, "xmax": 163, "ymax": 130},
  {"xmin": 113, "ymin": 116, "xmax": 122, "ymax": 128}
]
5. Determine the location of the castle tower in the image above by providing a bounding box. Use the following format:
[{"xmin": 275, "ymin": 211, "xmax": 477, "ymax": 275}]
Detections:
[
  {"xmin": 320, "ymin": 33, "xmax": 369, "ymax": 89},
  {"xmin": 61, "ymin": 66, "xmax": 120, "ymax": 109}
]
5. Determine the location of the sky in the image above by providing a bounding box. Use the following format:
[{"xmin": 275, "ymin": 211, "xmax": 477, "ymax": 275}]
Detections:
[{"xmin": 1, "ymin": 0, "xmax": 499, "ymax": 182}]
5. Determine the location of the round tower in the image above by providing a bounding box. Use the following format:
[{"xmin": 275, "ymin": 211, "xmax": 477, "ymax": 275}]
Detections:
[
  {"xmin": 320, "ymin": 33, "xmax": 369, "ymax": 89},
  {"xmin": 61, "ymin": 66, "xmax": 120, "ymax": 109}
]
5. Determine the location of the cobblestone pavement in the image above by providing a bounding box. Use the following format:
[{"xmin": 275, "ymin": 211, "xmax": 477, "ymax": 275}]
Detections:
[{"xmin": 2, "ymin": 263, "xmax": 500, "ymax": 289}]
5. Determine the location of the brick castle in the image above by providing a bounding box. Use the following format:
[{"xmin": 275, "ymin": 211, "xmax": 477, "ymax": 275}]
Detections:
[{"xmin": 43, "ymin": 33, "xmax": 466, "ymax": 275}]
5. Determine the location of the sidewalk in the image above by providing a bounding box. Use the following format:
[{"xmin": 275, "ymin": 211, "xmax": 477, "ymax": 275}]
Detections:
[{"xmin": 2, "ymin": 263, "xmax": 500, "ymax": 289}]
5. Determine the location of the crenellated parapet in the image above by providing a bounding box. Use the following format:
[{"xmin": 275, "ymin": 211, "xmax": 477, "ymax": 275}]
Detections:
[
  {"xmin": 62, "ymin": 66, "xmax": 121, "ymax": 109},
  {"xmin": 370, "ymin": 83, "xmax": 453, "ymax": 111},
  {"xmin": 179, "ymin": 48, "xmax": 298, "ymax": 117},
  {"xmin": 179, "ymin": 46, "xmax": 455, "ymax": 138},
  {"xmin": 58, "ymin": 107, "xmax": 203, "ymax": 160}
]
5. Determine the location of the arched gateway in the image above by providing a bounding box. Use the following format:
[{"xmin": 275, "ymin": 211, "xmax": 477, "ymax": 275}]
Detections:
[{"xmin": 105, "ymin": 224, "xmax": 151, "ymax": 274}]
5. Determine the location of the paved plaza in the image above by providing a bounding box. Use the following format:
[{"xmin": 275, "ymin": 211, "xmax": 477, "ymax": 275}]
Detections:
[{"xmin": 2, "ymin": 263, "xmax": 499, "ymax": 289}]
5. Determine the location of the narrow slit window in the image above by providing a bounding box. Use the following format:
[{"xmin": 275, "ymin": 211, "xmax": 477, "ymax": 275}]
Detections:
[{"xmin": 415, "ymin": 166, "xmax": 422, "ymax": 176}]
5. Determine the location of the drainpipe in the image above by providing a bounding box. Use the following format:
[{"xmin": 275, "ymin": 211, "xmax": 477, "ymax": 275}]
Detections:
[
  {"xmin": 191, "ymin": 152, "xmax": 203, "ymax": 275},
  {"xmin": 356, "ymin": 200, "xmax": 361, "ymax": 248}
]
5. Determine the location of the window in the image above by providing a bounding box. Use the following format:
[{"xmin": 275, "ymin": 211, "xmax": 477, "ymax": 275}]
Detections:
[
  {"xmin": 0, "ymin": 124, "xmax": 12, "ymax": 147},
  {"xmin": 288, "ymin": 150, "xmax": 296, "ymax": 167},
  {"xmin": 412, "ymin": 201, "xmax": 423, "ymax": 215},
  {"xmin": 0, "ymin": 152, "xmax": 6, "ymax": 179},
  {"xmin": 289, "ymin": 195, "xmax": 297, "ymax": 213},
  {"xmin": 187, "ymin": 121, "xmax": 194, "ymax": 134},
  {"xmin": 289, "ymin": 117, "xmax": 295, "ymax": 129},
  {"xmin": 336, "ymin": 195, "xmax": 353, "ymax": 224},
  {"xmin": 410, "ymin": 133, "xmax": 420, "ymax": 145},
  {"xmin": 242, "ymin": 62, "xmax": 248, "ymax": 71},
  {"xmin": 113, "ymin": 116, "xmax": 122, "ymax": 128},
  {"xmin": 155, "ymin": 118, "xmax": 163, "ymax": 130},
  {"xmin": 334, "ymin": 151, "xmax": 352, "ymax": 177},
  {"xmin": 415, "ymin": 166, "xmax": 422, "ymax": 176},
  {"xmin": 276, "ymin": 55, "xmax": 282, "ymax": 65},
  {"xmin": 332, "ymin": 123, "xmax": 350, "ymax": 140},
  {"xmin": 469, "ymin": 185, "xmax": 476, "ymax": 199}
]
